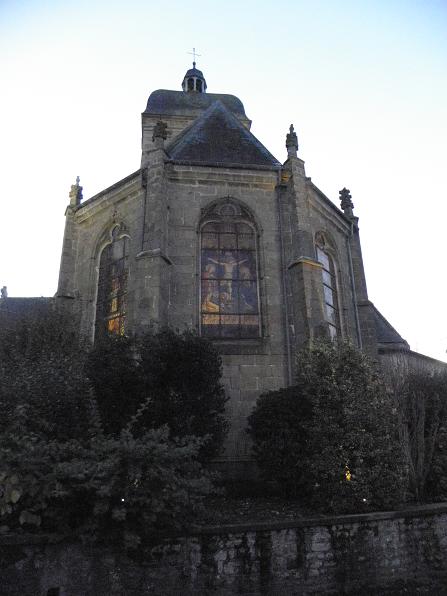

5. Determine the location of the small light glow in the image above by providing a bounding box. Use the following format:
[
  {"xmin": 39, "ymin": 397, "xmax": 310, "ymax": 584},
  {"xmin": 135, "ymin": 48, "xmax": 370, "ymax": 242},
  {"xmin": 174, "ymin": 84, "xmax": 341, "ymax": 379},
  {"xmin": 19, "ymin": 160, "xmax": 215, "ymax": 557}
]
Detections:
[{"xmin": 121, "ymin": 498, "xmax": 125, "ymax": 502}]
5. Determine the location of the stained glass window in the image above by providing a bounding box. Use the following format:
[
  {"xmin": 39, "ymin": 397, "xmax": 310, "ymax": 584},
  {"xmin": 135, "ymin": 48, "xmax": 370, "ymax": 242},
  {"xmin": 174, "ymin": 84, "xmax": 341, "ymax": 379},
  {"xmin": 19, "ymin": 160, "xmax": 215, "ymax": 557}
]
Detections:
[
  {"xmin": 316, "ymin": 244, "xmax": 340, "ymax": 339},
  {"xmin": 200, "ymin": 220, "xmax": 260, "ymax": 339},
  {"xmin": 96, "ymin": 229, "xmax": 129, "ymax": 339}
]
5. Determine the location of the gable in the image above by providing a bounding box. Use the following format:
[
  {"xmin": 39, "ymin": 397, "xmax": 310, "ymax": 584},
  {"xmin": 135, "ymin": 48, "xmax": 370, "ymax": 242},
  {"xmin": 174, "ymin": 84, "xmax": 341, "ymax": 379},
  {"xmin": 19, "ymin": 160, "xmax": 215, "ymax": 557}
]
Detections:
[{"xmin": 166, "ymin": 101, "xmax": 281, "ymax": 169}]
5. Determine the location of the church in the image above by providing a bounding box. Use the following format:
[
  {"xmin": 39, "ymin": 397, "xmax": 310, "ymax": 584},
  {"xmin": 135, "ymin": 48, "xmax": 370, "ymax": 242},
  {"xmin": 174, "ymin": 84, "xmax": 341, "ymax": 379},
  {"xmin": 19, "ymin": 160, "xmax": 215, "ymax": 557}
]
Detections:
[{"xmin": 4, "ymin": 63, "xmax": 439, "ymax": 468}]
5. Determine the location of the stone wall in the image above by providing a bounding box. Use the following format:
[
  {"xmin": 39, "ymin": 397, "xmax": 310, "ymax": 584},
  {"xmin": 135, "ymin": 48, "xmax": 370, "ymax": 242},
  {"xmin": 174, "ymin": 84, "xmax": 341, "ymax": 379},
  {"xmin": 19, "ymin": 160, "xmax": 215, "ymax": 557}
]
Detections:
[
  {"xmin": 2, "ymin": 504, "xmax": 447, "ymax": 595},
  {"xmin": 166, "ymin": 164, "xmax": 288, "ymax": 461},
  {"xmin": 379, "ymin": 348, "xmax": 447, "ymax": 377}
]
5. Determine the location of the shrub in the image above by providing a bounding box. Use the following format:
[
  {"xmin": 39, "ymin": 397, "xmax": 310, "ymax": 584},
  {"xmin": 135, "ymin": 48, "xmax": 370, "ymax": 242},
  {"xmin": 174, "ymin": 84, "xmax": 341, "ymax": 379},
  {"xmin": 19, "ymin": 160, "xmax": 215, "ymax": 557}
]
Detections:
[
  {"xmin": 247, "ymin": 387, "xmax": 312, "ymax": 494},
  {"xmin": 0, "ymin": 313, "xmax": 217, "ymax": 545},
  {"xmin": 248, "ymin": 341, "xmax": 406, "ymax": 512},
  {"xmin": 87, "ymin": 328, "xmax": 229, "ymax": 459},
  {"xmin": 138, "ymin": 328, "xmax": 228, "ymax": 458},
  {"xmin": 0, "ymin": 421, "xmax": 214, "ymax": 547},
  {"xmin": 86, "ymin": 335, "xmax": 145, "ymax": 436},
  {"xmin": 0, "ymin": 305, "xmax": 91, "ymax": 441}
]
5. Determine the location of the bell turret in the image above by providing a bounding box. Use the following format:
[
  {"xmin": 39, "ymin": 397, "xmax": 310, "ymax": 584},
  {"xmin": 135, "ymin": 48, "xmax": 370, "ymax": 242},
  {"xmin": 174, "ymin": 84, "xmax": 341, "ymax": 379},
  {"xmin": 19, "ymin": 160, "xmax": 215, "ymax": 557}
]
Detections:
[{"xmin": 181, "ymin": 62, "xmax": 207, "ymax": 93}]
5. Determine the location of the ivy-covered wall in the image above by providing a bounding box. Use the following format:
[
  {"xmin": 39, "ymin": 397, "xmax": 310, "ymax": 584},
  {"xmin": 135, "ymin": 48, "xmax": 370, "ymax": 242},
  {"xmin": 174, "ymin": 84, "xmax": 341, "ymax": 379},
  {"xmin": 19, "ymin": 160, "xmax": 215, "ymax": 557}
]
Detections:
[{"xmin": 2, "ymin": 503, "xmax": 447, "ymax": 595}]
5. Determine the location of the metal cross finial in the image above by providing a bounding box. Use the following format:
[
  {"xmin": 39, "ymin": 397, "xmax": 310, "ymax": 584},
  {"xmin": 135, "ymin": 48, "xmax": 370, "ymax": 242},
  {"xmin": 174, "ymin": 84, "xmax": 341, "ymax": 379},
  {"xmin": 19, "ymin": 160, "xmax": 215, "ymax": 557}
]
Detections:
[{"xmin": 188, "ymin": 47, "xmax": 201, "ymax": 67}]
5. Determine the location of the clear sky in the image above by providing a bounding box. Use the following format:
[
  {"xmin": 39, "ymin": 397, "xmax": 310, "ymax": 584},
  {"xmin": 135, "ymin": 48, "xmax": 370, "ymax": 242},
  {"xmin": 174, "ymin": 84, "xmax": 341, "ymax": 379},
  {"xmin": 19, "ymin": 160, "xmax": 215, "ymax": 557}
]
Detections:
[{"xmin": 1, "ymin": 0, "xmax": 446, "ymax": 362}]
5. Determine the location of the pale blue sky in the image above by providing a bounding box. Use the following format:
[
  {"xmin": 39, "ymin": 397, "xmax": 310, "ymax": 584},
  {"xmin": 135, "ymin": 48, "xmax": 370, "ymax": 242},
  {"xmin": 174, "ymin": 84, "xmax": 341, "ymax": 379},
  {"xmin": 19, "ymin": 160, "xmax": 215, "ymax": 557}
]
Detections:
[{"xmin": 1, "ymin": 0, "xmax": 446, "ymax": 361}]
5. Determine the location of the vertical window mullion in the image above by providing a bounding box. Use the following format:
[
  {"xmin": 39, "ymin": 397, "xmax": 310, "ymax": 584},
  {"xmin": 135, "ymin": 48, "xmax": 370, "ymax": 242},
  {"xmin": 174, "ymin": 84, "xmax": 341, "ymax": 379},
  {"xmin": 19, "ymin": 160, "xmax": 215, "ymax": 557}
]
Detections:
[
  {"xmin": 200, "ymin": 218, "xmax": 260, "ymax": 339},
  {"xmin": 96, "ymin": 233, "xmax": 129, "ymax": 340},
  {"xmin": 317, "ymin": 243, "xmax": 340, "ymax": 337}
]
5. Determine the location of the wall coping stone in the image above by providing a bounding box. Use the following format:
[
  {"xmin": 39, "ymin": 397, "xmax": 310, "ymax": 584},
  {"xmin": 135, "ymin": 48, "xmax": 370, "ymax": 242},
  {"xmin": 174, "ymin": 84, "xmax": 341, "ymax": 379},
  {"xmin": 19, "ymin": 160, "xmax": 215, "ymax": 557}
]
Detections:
[
  {"xmin": 189, "ymin": 501, "xmax": 447, "ymax": 536},
  {"xmin": 3, "ymin": 502, "xmax": 446, "ymax": 547}
]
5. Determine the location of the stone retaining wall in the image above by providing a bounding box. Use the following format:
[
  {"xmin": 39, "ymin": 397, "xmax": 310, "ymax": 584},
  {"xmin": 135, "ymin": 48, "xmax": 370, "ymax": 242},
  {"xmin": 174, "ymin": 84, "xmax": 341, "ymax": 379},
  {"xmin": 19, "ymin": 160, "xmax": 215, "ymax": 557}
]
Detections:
[{"xmin": 2, "ymin": 504, "xmax": 447, "ymax": 595}]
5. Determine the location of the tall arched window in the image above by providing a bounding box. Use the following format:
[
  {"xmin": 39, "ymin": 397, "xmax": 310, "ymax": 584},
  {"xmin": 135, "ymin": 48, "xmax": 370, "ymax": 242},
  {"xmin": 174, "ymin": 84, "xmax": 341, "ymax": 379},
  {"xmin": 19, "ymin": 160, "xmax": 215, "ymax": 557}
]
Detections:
[
  {"xmin": 200, "ymin": 201, "xmax": 261, "ymax": 339},
  {"xmin": 96, "ymin": 226, "xmax": 129, "ymax": 339},
  {"xmin": 315, "ymin": 233, "xmax": 340, "ymax": 339}
]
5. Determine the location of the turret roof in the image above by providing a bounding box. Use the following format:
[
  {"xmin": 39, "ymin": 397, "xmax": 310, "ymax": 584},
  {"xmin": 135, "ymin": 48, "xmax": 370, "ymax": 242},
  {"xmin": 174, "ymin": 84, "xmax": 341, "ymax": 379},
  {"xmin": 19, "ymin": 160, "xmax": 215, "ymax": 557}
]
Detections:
[{"xmin": 144, "ymin": 89, "xmax": 246, "ymax": 118}]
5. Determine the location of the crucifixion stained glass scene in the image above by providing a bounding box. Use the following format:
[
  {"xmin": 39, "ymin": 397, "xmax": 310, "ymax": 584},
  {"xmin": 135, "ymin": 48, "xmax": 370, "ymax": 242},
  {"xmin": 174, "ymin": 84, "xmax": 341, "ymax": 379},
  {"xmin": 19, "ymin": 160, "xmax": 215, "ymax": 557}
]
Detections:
[{"xmin": 200, "ymin": 219, "xmax": 260, "ymax": 339}]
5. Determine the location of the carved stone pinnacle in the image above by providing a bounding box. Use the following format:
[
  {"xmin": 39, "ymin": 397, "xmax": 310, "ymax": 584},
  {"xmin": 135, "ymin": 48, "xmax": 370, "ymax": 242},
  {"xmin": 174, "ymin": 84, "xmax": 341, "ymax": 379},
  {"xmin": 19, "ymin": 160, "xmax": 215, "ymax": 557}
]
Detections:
[
  {"xmin": 286, "ymin": 124, "xmax": 298, "ymax": 158},
  {"xmin": 339, "ymin": 188, "xmax": 354, "ymax": 217}
]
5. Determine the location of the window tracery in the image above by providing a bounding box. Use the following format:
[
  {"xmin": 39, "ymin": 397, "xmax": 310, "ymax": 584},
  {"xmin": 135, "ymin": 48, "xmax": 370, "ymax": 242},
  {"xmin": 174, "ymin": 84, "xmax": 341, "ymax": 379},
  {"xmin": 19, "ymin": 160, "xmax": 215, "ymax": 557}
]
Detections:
[
  {"xmin": 315, "ymin": 232, "xmax": 340, "ymax": 339},
  {"xmin": 200, "ymin": 201, "xmax": 261, "ymax": 339},
  {"xmin": 95, "ymin": 226, "xmax": 129, "ymax": 339}
]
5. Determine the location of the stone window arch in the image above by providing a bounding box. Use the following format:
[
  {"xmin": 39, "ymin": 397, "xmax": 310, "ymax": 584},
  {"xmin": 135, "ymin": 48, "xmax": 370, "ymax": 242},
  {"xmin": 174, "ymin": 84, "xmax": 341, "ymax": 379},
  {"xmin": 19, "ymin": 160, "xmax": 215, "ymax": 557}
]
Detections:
[
  {"xmin": 200, "ymin": 200, "xmax": 261, "ymax": 339},
  {"xmin": 315, "ymin": 231, "xmax": 340, "ymax": 339},
  {"xmin": 95, "ymin": 225, "xmax": 129, "ymax": 339}
]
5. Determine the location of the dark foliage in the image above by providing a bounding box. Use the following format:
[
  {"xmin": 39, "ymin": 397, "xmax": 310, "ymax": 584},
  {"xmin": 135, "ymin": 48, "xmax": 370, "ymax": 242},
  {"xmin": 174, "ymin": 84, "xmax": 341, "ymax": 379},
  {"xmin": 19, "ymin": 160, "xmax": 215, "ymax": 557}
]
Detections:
[
  {"xmin": 0, "ymin": 305, "xmax": 91, "ymax": 441},
  {"xmin": 0, "ymin": 313, "xmax": 216, "ymax": 546},
  {"xmin": 391, "ymin": 369, "xmax": 447, "ymax": 502},
  {"xmin": 248, "ymin": 341, "xmax": 406, "ymax": 512},
  {"xmin": 87, "ymin": 328, "xmax": 228, "ymax": 459},
  {"xmin": 247, "ymin": 387, "xmax": 313, "ymax": 494},
  {"xmin": 0, "ymin": 422, "xmax": 214, "ymax": 547},
  {"xmin": 137, "ymin": 328, "xmax": 228, "ymax": 458},
  {"xmin": 86, "ymin": 336, "xmax": 144, "ymax": 436}
]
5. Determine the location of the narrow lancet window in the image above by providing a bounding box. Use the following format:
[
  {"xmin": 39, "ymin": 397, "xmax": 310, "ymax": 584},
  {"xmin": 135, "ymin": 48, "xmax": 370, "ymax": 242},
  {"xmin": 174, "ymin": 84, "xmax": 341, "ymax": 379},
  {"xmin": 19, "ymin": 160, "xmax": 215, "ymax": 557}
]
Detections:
[
  {"xmin": 200, "ymin": 204, "xmax": 261, "ymax": 339},
  {"xmin": 96, "ymin": 227, "xmax": 129, "ymax": 339},
  {"xmin": 316, "ymin": 236, "xmax": 340, "ymax": 339}
]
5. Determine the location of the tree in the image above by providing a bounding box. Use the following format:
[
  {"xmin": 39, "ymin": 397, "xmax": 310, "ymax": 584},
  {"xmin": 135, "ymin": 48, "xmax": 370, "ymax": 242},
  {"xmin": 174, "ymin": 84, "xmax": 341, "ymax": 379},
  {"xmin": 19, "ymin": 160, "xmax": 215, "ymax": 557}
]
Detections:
[
  {"xmin": 248, "ymin": 341, "xmax": 406, "ymax": 512},
  {"xmin": 389, "ymin": 368, "xmax": 447, "ymax": 501},
  {"xmin": 87, "ymin": 328, "xmax": 229, "ymax": 459},
  {"xmin": 86, "ymin": 335, "xmax": 144, "ymax": 436},
  {"xmin": 137, "ymin": 328, "xmax": 228, "ymax": 459},
  {"xmin": 0, "ymin": 419, "xmax": 214, "ymax": 547},
  {"xmin": 0, "ymin": 313, "xmax": 216, "ymax": 546},
  {"xmin": 0, "ymin": 303, "xmax": 92, "ymax": 441}
]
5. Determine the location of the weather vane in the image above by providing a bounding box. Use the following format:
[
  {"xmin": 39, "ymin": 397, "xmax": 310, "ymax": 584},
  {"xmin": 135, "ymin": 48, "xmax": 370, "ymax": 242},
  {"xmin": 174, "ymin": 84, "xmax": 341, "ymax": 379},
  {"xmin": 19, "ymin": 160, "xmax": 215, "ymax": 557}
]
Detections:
[{"xmin": 188, "ymin": 47, "xmax": 201, "ymax": 67}]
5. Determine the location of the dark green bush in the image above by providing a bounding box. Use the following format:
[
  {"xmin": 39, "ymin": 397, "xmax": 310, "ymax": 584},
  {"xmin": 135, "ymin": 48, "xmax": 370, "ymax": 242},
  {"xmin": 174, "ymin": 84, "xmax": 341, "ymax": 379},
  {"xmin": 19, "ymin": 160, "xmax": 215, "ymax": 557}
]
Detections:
[
  {"xmin": 0, "ymin": 421, "xmax": 214, "ymax": 547},
  {"xmin": 87, "ymin": 328, "xmax": 228, "ymax": 459},
  {"xmin": 86, "ymin": 335, "xmax": 145, "ymax": 436},
  {"xmin": 248, "ymin": 387, "xmax": 312, "ymax": 495},
  {"xmin": 0, "ymin": 313, "xmax": 218, "ymax": 545},
  {"xmin": 137, "ymin": 328, "xmax": 228, "ymax": 458},
  {"xmin": 0, "ymin": 305, "xmax": 91, "ymax": 441},
  {"xmin": 248, "ymin": 341, "xmax": 406, "ymax": 512}
]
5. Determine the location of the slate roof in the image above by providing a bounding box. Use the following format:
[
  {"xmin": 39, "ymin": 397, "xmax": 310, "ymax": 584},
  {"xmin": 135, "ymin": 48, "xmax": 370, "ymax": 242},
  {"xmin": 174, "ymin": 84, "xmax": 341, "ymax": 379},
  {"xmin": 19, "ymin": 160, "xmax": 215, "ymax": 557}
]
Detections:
[
  {"xmin": 0, "ymin": 297, "xmax": 53, "ymax": 317},
  {"xmin": 0, "ymin": 297, "xmax": 54, "ymax": 332},
  {"xmin": 144, "ymin": 90, "xmax": 247, "ymax": 118},
  {"xmin": 373, "ymin": 304, "xmax": 410, "ymax": 350},
  {"xmin": 183, "ymin": 66, "xmax": 205, "ymax": 79},
  {"xmin": 166, "ymin": 100, "xmax": 281, "ymax": 169}
]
